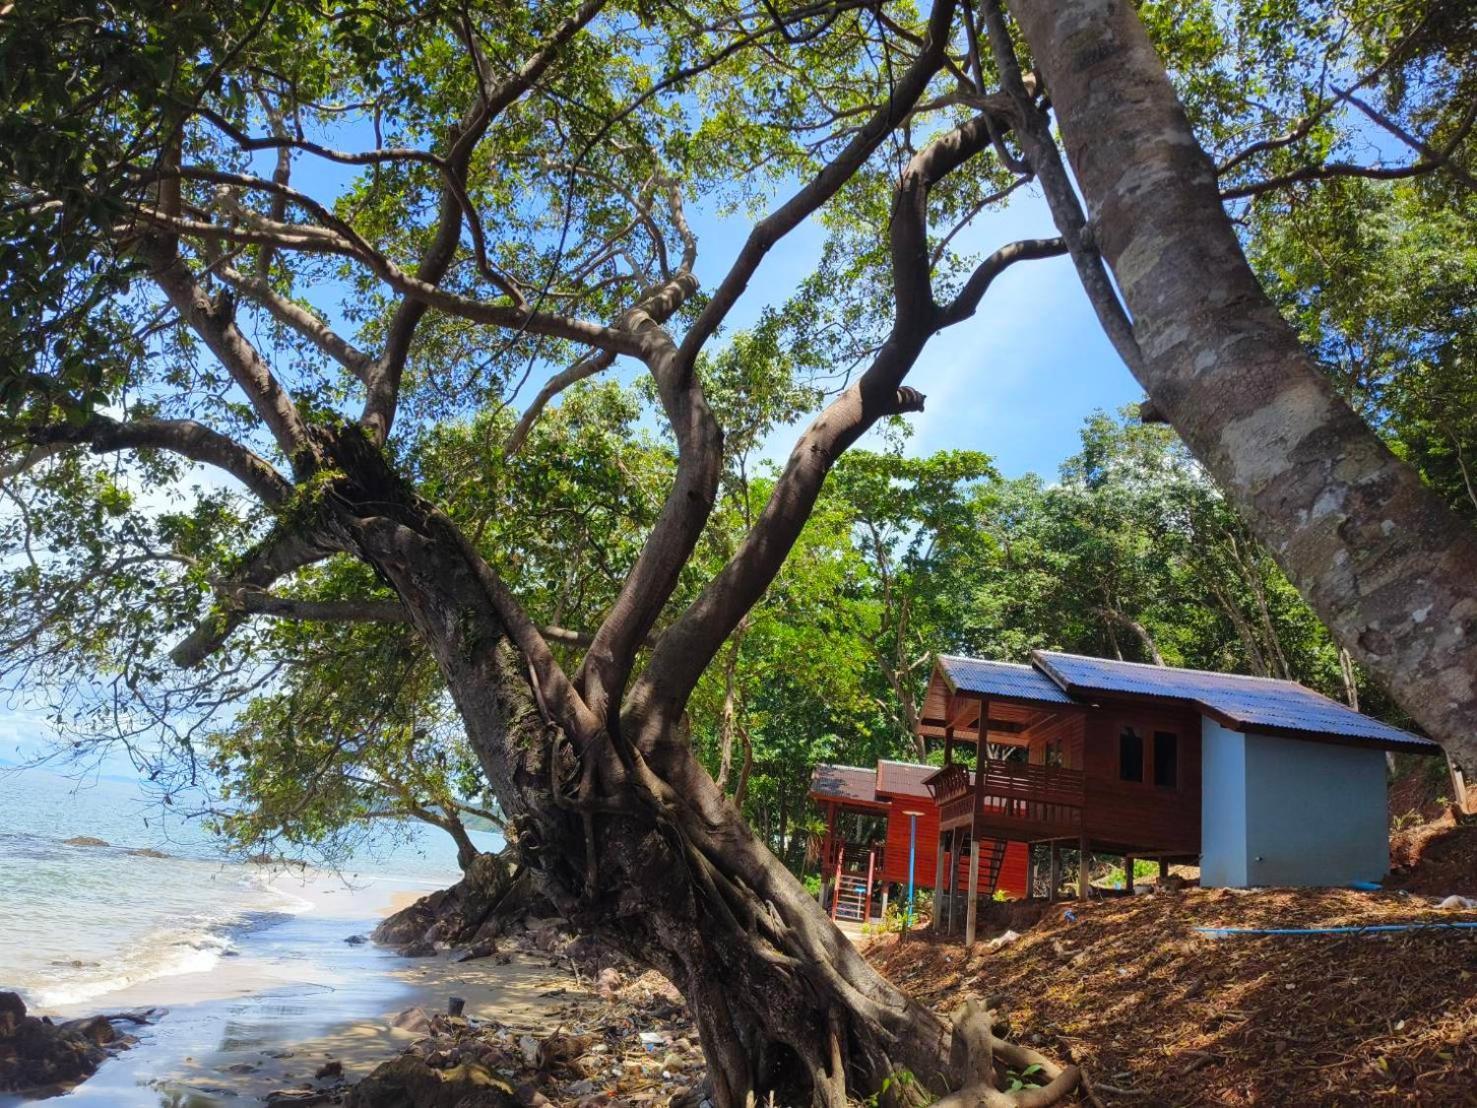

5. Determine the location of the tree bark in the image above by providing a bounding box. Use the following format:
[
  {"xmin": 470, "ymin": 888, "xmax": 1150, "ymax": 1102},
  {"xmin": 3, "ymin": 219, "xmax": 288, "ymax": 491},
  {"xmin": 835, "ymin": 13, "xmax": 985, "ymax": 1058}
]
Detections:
[
  {"xmin": 1010, "ymin": 0, "xmax": 1477, "ymax": 770},
  {"xmin": 309, "ymin": 426, "xmax": 972, "ymax": 1108}
]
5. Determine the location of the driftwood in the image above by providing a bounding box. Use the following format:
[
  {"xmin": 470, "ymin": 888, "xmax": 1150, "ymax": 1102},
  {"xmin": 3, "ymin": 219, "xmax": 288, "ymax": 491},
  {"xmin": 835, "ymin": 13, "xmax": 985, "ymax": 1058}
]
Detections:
[{"xmin": 934, "ymin": 999, "xmax": 1080, "ymax": 1108}]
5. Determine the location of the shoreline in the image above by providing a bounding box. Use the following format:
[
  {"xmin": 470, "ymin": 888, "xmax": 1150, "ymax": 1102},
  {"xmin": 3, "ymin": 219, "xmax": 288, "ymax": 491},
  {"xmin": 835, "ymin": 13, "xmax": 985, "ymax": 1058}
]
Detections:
[{"xmin": 4, "ymin": 869, "xmax": 585, "ymax": 1107}]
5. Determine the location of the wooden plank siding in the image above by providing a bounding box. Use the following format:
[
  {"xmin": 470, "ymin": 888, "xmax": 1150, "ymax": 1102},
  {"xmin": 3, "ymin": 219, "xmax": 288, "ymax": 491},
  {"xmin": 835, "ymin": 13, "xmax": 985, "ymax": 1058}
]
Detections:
[
  {"xmin": 1079, "ymin": 703, "xmax": 1202, "ymax": 854},
  {"xmin": 934, "ymin": 693, "xmax": 1204, "ymax": 859},
  {"xmin": 879, "ymin": 794, "xmax": 1029, "ymax": 897}
]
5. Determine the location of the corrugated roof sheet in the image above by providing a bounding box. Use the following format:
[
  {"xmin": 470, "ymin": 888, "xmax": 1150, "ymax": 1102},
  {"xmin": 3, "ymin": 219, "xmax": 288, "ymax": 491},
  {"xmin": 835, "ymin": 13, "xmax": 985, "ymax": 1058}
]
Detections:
[
  {"xmin": 1031, "ymin": 650, "xmax": 1436, "ymax": 752},
  {"xmin": 875, "ymin": 760, "xmax": 945, "ymax": 798},
  {"xmin": 937, "ymin": 654, "xmax": 1077, "ymax": 705},
  {"xmin": 809, "ymin": 764, "xmax": 881, "ymax": 805}
]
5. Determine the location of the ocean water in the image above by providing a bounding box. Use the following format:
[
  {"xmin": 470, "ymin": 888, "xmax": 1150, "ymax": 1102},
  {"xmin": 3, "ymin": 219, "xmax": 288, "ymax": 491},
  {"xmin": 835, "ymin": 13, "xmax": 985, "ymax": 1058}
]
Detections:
[{"xmin": 0, "ymin": 767, "xmax": 500, "ymax": 1011}]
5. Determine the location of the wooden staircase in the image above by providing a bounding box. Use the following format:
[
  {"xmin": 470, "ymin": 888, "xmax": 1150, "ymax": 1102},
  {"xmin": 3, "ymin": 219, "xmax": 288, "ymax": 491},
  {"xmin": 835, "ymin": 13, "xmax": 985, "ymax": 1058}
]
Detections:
[
  {"xmin": 948, "ymin": 837, "xmax": 1009, "ymax": 899},
  {"xmin": 829, "ymin": 845, "xmax": 879, "ymax": 923},
  {"xmin": 831, "ymin": 872, "xmax": 871, "ymax": 922}
]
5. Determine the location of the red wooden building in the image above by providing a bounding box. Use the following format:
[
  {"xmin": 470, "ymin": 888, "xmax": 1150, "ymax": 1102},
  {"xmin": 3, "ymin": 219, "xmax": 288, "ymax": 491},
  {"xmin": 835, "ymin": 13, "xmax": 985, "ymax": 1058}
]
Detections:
[
  {"xmin": 809, "ymin": 760, "xmax": 1028, "ymax": 922},
  {"xmin": 920, "ymin": 650, "xmax": 1439, "ymax": 945},
  {"xmin": 810, "ymin": 649, "xmax": 1438, "ymax": 942}
]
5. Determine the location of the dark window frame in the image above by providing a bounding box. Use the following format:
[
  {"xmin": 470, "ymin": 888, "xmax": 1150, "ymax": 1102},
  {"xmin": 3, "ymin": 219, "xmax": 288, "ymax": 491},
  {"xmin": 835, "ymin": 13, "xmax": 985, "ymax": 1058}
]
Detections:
[
  {"xmin": 1153, "ymin": 730, "xmax": 1179, "ymax": 789},
  {"xmin": 1118, "ymin": 726, "xmax": 1145, "ymax": 783}
]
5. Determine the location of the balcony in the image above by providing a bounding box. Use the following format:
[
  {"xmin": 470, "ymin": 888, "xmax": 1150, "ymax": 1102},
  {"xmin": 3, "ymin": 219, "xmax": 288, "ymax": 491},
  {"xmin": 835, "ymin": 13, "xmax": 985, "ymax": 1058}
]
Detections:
[{"xmin": 928, "ymin": 758, "xmax": 1085, "ymax": 839}]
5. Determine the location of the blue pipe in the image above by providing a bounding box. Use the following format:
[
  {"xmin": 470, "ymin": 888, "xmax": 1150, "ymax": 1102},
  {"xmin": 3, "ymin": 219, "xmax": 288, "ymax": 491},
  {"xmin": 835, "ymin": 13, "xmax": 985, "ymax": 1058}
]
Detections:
[{"xmin": 1196, "ymin": 922, "xmax": 1477, "ymax": 938}]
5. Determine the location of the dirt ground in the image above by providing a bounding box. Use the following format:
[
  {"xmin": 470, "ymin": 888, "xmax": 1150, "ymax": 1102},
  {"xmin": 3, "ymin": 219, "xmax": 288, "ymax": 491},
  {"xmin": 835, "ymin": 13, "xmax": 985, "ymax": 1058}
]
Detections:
[{"xmin": 865, "ymin": 864, "xmax": 1477, "ymax": 1107}]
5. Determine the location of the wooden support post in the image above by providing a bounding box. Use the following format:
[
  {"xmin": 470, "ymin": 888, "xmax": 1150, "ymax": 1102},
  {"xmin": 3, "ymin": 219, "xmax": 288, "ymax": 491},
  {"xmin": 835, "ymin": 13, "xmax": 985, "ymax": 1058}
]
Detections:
[
  {"xmin": 1078, "ymin": 835, "xmax": 1090, "ymax": 901},
  {"xmin": 1026, "ymin": 845, "xmax": 1038, "ymax": 900},
  {"xmin": 964, "ymin": 838, "xmax": 981, "ymax": 949},
  {"xmin": 1124, "ymin": 855, "xmax": 1135, "ymax": 892},
  {"xmin": 947, "ymin": 829, "xmax": 958, "ymax": 934},
  {"xmin": 865, "ymin": 850, "xmax": 876, "ymax": 922},
  {"xmin": 1048, "ymin": 842, "xmax": 1059, "ymax": 903},
  {"xmin": 931, "ymin": 832, "xmax": 947, "ymax": 933},
  {"xmin": 1158, "ymin": 858, "xmax": 1170, "ymax": 881},
  {"xmin": 832, "ymin": 851, "xmax": 844, "ymax": 921}
]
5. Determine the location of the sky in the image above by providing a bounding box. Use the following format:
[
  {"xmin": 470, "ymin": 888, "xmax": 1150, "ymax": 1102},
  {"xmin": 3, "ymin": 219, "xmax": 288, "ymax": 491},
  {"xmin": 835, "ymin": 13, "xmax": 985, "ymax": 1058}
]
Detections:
[{"xmin": 639, "ymin": 177, "xmax": 1141, "ymax": 481}]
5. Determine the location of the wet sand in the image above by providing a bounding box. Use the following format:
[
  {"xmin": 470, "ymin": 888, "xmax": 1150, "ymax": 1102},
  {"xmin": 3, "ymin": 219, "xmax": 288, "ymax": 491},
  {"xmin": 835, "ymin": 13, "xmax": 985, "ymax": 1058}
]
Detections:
[{"xmin": 12, "ymin": 872, "xmax": 588, "ymax": 1106}]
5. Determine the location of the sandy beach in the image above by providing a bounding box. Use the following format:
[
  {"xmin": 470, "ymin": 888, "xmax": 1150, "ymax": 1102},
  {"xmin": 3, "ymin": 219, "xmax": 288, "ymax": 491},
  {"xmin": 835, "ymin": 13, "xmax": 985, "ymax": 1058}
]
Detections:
[{"xmin": 6, "ymin": 871, "xmax": 588, "ymax": 1107}]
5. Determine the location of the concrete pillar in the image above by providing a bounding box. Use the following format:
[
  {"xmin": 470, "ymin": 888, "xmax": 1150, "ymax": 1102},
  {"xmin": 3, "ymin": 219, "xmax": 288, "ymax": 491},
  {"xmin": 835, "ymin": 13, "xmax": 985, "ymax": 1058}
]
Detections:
[
  {"xmin": 881, "ymin": 886, "xmax": 890, "ymax": 921},
  {"xmin": 964, "ymin": 838, "xmax": 981, "ymax": 948}
]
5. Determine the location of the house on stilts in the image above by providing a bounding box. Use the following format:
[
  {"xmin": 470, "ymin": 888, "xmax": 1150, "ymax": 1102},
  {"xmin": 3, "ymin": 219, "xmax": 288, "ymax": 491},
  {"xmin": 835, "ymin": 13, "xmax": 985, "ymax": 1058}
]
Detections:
[{"xmin": 810, "ymin": 650, "xmax": 1440, "ymax": 943}]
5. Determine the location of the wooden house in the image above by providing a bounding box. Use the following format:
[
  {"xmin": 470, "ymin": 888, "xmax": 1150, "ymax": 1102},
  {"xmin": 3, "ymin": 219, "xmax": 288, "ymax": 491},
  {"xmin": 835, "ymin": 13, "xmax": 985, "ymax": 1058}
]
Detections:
[
  {"xmin": 809, "ymin": 760, "xmax": 1028, "ymax": 922},
  {"xmin": 920, "ymin": 650, "xmax": 1440, "ymax": 944}
]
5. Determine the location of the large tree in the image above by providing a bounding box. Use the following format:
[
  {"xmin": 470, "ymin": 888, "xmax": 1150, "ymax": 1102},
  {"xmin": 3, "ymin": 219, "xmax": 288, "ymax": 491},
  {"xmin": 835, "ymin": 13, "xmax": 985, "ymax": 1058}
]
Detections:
[{"xmin": 1, "ymin": 0, "xmax": 1474, "ymax": 1103}]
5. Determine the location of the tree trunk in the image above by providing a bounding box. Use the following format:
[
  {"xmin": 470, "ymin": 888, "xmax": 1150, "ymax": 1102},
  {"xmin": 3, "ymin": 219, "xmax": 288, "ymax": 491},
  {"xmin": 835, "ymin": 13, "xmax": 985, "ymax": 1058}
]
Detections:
[
  {"xmin": 443, "ymin": 814, "xmax": 481, "ymax": 873},
  {"xmin": 1010, "ymin": 0, "xmax": 1477, "ymax": 770},
  {"xmin": 312, "ymin": 429, "xmax": 973, "ymax": 1107}
]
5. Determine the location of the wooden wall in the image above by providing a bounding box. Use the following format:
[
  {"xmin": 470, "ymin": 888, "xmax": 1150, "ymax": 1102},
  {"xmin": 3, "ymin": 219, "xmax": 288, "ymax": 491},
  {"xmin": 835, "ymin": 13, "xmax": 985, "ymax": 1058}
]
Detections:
[
  {"xmin": 881, "ymin": 792, "xmax": 1030, "ymax": 897},
  {"xmin": 1080, "ymin": 703, "xmax": 1202, "ymax": 853}
]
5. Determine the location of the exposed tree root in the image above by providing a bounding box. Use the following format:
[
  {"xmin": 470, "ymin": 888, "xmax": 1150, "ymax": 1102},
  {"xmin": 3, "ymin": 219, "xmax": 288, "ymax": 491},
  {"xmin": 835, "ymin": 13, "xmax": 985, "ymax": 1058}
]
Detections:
[{"xmin": 935, "ymin": 999, "xmax": 1080, "ymax": 1108}]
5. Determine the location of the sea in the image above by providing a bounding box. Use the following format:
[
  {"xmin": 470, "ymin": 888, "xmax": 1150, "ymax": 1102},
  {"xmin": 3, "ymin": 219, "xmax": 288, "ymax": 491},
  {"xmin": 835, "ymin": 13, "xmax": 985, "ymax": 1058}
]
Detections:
[{"xmin": 0, "ymin": 768, "xmax": 502, "ymax": 1022}]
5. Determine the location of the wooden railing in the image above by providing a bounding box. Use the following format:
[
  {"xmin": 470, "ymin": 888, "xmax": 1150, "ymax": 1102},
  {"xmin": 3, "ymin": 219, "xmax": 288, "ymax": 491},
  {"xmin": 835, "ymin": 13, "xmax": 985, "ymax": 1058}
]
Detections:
[
  {"xmin": 978, "ymin": 759, "xmax": 1084, "ymax": 832},
  {"xmin": 933, "ymin": 758, "xmax": 1085, "ymax": 834},
  {"xmin": 823, "ymin": 837, "xmax": 885, "ymax": 877}
]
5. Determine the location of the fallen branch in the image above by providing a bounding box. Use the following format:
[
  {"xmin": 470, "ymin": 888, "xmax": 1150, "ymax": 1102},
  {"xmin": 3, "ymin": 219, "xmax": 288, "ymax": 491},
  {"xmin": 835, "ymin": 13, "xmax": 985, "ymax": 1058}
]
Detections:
[{"xmin": 934, "ymin": 999, "xmax": 1080, "ymax": 1107}]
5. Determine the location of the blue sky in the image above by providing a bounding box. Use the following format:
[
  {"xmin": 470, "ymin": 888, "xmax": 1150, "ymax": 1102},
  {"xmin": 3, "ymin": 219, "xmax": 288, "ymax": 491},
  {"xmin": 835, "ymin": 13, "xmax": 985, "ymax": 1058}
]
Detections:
[{"xmin": 668, "ymin": 179, "xmax": 1140, "ymax": 480}]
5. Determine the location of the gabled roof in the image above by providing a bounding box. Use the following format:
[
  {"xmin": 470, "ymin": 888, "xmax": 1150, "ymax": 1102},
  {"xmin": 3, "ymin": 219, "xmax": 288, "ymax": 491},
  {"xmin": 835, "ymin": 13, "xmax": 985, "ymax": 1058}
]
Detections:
[
  {"xmin": 937, "ymin": 654, "xmax": 1077, "ymax": 706},
  {"xmin": 808, "ymin": 764, "xmax": 885, "ymax": 807},
  {"xmin": 1028, "ymin": 650, "xmax": 1437, "ymax": 753}
]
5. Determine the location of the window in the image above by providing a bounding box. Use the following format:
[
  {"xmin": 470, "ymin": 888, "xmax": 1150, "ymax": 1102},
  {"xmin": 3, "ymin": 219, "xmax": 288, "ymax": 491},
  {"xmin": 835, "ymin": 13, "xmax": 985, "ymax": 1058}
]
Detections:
[
  {"xmin": 1044, "ymin": 740, "xmax": 1063, "ymax": 768},
  {"xmin": 1153, "ymin": 731, "xmax": 1179, "ymax": 788},
  {"xmin": 1118, "ymin": 727, "xmax": 1144, "ymax": 782}
]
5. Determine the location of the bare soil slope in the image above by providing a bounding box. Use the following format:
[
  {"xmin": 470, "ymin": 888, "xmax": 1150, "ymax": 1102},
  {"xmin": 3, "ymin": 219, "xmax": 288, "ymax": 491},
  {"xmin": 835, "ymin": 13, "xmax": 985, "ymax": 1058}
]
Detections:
[{"xmin": 867, "ymin": 886, "xmax": 1477, "ymax": 1106}]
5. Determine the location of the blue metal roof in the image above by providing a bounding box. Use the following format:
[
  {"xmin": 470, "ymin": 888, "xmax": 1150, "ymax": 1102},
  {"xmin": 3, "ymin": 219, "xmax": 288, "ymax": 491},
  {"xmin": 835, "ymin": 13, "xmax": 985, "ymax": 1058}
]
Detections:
[
  {"xmin": 1031, "ymin": 650, "xmax": 1436, "ymax": 752},
  {"xmin": 937, "ymin": 654, "xmax": 1077, "ymax": 705}
]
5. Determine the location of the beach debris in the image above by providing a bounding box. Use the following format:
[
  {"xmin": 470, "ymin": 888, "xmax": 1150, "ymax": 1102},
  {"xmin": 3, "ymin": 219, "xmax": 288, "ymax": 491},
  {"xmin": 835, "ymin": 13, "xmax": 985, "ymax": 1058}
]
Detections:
[
  {"xmin": 265, "ymin": 1089, "xmax": 335, "ymax": 1106},
  {"xmin": 391, "ymin": 1007, "xmax": 433, "ymax": 1034},
  {"xmin": 344, "ymin": 923, "xmax": 709, "ymax": 1108},
  {"xmin": 448, "ymin": 996, "xmax": 467, "ymax": 1017},
  {"xmin": 985, "ymin": 929, "xmax": 1021, "ymax": 951},
  {"xmin": 314, "ymin": 1059, "xmax": 344, "ymax": 1080},
  {"xmin": 346, "ymin": 1053, "xmax": 519, "ymax": 1108}
]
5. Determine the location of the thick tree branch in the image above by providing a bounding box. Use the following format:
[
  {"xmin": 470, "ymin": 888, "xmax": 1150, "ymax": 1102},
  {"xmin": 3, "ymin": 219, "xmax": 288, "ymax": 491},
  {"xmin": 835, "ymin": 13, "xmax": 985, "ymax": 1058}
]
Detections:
[
  {"xmin": 977, "ymin": 0, "xmax": 1143, "ymax": 377},
  {"xmin": 503, "ymin": 258, "xmax": 703, "ymax": 458},
  {"xmin": 147, "ymin": 248, "xmax": 313, "ymax": 465},
  {"xmin": 220, "ymin": 266, "xmax": 375, "ymax": 380},
  {"xmin": 628, "ymin": 111, "xmax": 1056, "ymax": 729},
  {"xmin": 670, "ymin": 0, "xmax": 961, "ymax": 380},
  {"xmin": 169, "ymin": 532, "xmax": 333, "ymax": 667},
  {"xmin": 362, "ymin": 0, "xmax": 611, "ymax": 444},
  {"xmin": 5, "ymin": 415, "xmax": 292, "ymax": 505}
]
